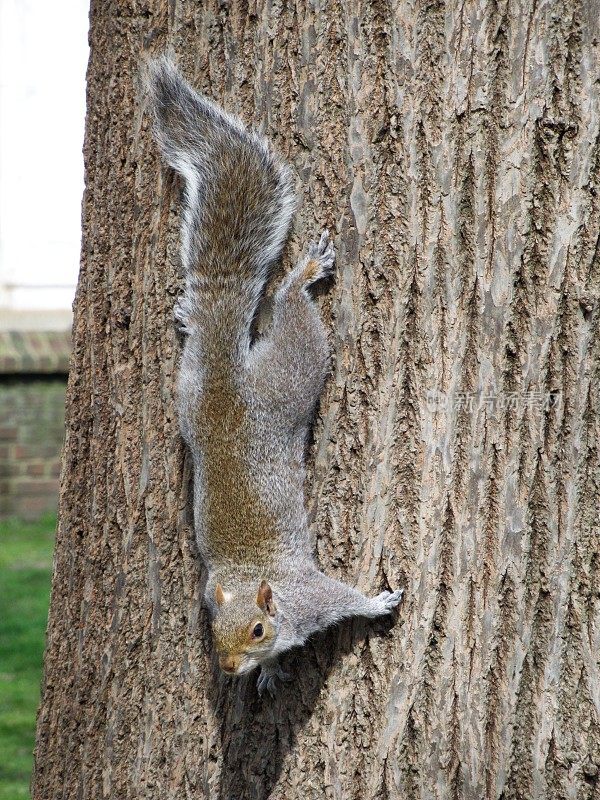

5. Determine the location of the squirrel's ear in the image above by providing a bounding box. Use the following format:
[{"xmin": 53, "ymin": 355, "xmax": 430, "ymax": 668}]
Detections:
[
  {"xmin": 215, "ymin": 583, "xmax": 225, "ymax": 607},
  {"xmin": 257, "ymin": 580, "xmax": 276, "ymax": 616}
]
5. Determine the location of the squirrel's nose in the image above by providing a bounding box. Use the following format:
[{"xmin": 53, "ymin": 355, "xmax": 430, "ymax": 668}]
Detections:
[{"xmin": 219, "ymin": 655, "xmax": 238, "ymax": 674}]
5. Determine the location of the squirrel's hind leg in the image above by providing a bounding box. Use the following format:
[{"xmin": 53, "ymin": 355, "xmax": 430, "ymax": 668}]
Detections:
[{"xmin": 247, "ymin": 230, "xmax": 335, "ymax": 422}]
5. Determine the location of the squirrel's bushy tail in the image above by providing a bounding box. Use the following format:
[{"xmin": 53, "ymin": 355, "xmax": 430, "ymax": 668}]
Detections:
[{"xmin": 147, "ymin": 57, "xmax": 296, "ymax": 359}]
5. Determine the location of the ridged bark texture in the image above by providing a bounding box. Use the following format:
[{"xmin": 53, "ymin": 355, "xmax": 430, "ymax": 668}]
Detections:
[{"xmin": 33, "ymin": 2, "xmax": 600, "ymax": 799}]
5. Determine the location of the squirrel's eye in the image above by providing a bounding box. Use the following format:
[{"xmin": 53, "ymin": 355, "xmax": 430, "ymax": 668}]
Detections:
[{"xmin": 252, "ymin": 623, "xmax": 264, "ymax": 639}]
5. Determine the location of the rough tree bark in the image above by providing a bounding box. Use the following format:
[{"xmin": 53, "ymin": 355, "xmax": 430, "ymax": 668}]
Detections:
[{"xmin": 33, "ymin": 1, "xmax": 600, "ymax": 799}]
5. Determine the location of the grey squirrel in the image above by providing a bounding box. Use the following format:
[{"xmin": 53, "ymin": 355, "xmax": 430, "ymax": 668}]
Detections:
[{"xmin": 147, "ymin": 57, "xmax": 403, "ymax": 696}]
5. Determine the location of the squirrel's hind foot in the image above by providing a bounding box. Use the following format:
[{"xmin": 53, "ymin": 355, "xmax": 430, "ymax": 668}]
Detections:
[
  {"xmin": 301, "ymin": 229, "xmax": 336, "ymax": 286},
  {"xmin": 174, "ymin": 297, "xmax": 194, "ymax": 335}
]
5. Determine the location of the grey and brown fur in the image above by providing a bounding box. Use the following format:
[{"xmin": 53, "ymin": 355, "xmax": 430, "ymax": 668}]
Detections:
[{"xmin": 147, "ymin": 57, "xmax": 403, "ymax": 696}]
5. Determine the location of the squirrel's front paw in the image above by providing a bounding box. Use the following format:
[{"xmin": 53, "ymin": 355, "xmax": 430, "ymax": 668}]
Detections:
[
  {"xmin": 302, "ymin": 229, "xmax": 336, "ymax": 286},
  {"xmin": 374, "ymin": 589, "xmax": 404, "ymax": 615},
  {"xmin": 256, "ymin": 663, "xmax": 291, "ymax": 698}
]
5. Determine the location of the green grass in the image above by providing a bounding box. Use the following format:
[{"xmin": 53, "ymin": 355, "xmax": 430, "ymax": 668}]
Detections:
[{"xmin": 0, "ymin": 515, "xmax": 55, "ymax": 800}]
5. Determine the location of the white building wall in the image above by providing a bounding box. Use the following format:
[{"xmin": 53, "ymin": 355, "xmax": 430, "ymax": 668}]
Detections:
[{"xmin": 0, "ymin": 0, "xmax": 89, "ymax": 312}]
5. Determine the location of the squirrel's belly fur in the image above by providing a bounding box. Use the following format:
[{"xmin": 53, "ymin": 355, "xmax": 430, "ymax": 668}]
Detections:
[{"xmin": 148, "ymin": 57, "xmax": 403, "ymax": 695}]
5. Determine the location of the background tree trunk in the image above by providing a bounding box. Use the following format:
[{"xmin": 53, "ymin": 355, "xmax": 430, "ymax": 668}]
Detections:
[{"xmin": 33, "ymin": 1, "xmax": 600, "ymax": 798}]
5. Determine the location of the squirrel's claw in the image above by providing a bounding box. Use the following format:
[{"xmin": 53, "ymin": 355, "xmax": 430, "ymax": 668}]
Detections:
[
  {"xmin": 304, "ymin": 229, "xmax": 336, "ymax": 284},
  {"xmin": 257, "ymin": 663, "xmax": 291, "ymax": 698},
  {"xmin": 317, "ymin": 228, "xmax": 330, "ymax": 253},
  {"xmin": 174, "ymin": 298, "xmax": 193, "ymax": 335}
]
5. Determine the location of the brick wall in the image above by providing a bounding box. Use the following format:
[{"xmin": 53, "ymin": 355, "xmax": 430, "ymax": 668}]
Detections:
[
  {"xmin": 0, "ymin": 378, "xmax": 67, "ymax": 519},
  {"xmin": 0, "ymin": 328, "xmax": 70, "ymax": 520}
]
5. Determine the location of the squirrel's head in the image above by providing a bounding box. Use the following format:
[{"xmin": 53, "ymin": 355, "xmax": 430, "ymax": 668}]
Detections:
[{"xmin": 212, "ymin": 580, "xmax": 279, "ymax": 675}]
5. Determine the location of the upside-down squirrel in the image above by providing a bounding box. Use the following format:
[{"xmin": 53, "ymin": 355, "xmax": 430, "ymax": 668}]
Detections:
[{"xmin": 147, "ymin": 58, "xmax": 403, "ymax": 696}]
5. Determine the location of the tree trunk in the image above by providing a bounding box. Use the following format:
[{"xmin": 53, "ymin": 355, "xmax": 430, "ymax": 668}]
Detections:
[{"xmin": 33, "ymin": 2, "xmax": 600, "ymax": 799}]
